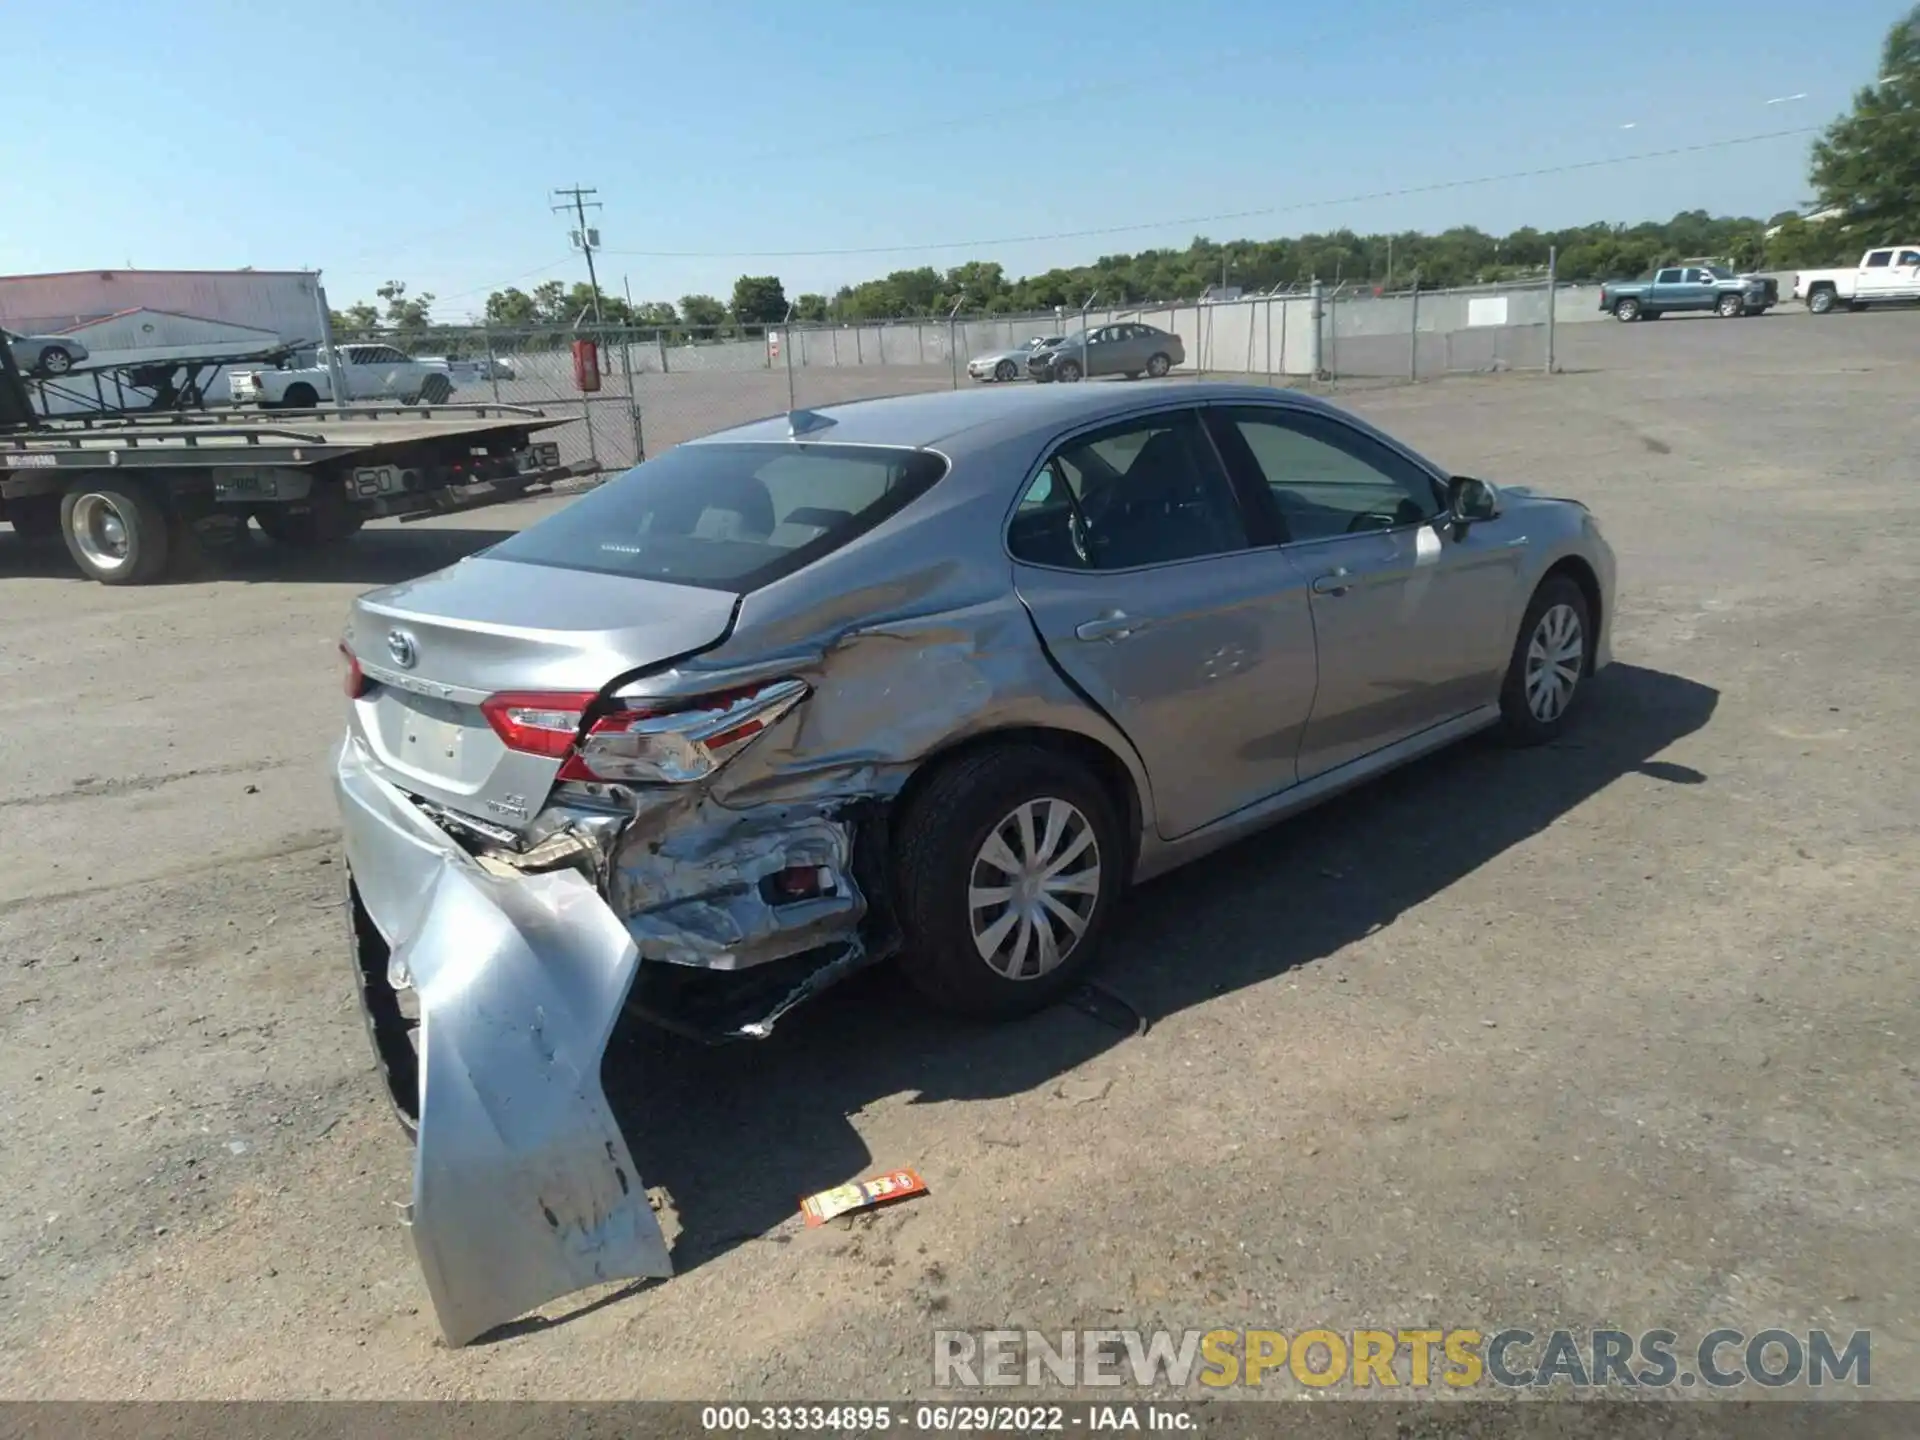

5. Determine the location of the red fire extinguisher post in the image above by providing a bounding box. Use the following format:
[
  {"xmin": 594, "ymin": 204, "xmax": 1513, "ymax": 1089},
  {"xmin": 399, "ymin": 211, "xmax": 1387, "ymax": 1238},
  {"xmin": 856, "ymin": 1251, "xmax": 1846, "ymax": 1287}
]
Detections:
[{"xmin": 572, "ymin": 338, "xmax": 602, "ymax": 393}]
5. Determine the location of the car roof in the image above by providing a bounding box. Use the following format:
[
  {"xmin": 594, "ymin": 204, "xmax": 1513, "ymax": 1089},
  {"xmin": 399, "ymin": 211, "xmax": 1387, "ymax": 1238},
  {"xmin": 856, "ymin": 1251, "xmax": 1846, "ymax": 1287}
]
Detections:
[{"xmin": 686, "ymin": 380, "xmax": 1344, "ymax": 453}]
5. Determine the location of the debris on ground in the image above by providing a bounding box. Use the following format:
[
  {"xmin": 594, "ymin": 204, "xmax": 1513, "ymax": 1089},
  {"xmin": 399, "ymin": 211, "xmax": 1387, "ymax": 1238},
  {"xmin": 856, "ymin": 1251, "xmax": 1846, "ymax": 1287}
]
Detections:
[{"xmin": 800, "ymin": 1169, "xmax": 928, "ymax": 1228}]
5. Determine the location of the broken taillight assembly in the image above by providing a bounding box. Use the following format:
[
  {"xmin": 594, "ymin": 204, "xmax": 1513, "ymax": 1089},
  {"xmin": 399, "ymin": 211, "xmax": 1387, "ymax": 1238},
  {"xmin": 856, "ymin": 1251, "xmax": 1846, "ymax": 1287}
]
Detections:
[
  {"xmin": 340, "ymin": 642, "xmax": 370, "ymax": 699},
  {"xmin": 480, "ymin": 678, "xmax": 808, "ymax": 785}
]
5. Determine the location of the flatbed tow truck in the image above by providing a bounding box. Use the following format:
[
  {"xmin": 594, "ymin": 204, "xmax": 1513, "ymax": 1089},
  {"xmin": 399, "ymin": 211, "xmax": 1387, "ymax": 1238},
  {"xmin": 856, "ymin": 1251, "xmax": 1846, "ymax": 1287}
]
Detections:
[{"xmin": 0, "ymin": 337, "xmax": 580, "ymax": 584}]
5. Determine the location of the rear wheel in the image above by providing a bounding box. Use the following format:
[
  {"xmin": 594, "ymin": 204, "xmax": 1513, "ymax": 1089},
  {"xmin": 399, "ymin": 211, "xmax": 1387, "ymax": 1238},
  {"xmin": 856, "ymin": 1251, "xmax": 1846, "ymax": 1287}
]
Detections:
[
  {"xmin": 282, "ymin": 382, "xmax": 319, "ymax": 408},
  {"xmin": 1806, "ymin": 287, "xmax": 1837, "ymax": 315},
  {"xmin": 37, "ymin": 346, "xmax": 75, "ymax": 376},
  {"xmin": 1146, "ymin": 352, "xmax": 1172, "ymax": 377},
  {"xmin": 59, "ymin": 476, "xmax": 173, "ymax": 584},
  {"xmin": 1612, "ymin": 297, "xmax": 1641, "ymax": 321},
  {"xmin": 1497, "ymin": 575, "xmax": 1592, "ymax": 745},
  {"xmin": 894, "ymin": 745, "xmax": 1124, "ymax": 1019},
  {"xmin": 254, "ymin": 483, "xmax": 364, "ymax": 547},
  {"xmin": 420, "ymin": 374, "xmax": 452, "ymax": 403}
]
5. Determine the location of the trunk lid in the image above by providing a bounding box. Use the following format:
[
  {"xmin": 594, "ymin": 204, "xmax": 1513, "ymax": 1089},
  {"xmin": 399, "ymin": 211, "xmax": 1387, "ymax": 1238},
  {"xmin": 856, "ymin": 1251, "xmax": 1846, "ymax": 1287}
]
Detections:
[{"xmin": 344, "ymin": 555, "xmax": 738, "ymax": 826}]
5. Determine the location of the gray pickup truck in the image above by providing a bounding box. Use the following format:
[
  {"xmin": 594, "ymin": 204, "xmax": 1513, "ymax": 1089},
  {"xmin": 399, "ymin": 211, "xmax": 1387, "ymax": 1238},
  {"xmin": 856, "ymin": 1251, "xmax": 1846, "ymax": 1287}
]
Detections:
[{"xmin": 1598, "ymin": 264, "xmax": 1778, "ymax": 321}]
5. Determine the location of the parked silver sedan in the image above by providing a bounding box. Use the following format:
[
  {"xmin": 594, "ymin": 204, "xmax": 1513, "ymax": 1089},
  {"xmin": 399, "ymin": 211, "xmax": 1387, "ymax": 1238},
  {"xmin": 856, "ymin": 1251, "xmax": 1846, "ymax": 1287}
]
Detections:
[
  {"xmin": 333, "ymin": 381, "xmax": 1615, "ymax": 1345},
  {"xmin": 967, "ymin": 334, "xmax": 1063, "ymax": 382},
  {"xmin": 1029, "ymin": 321, "xmax": 1185, "ymax": 381},
  {"xmin": 2, "ymin": 327, "xmax": 88, "ymax": 376}
]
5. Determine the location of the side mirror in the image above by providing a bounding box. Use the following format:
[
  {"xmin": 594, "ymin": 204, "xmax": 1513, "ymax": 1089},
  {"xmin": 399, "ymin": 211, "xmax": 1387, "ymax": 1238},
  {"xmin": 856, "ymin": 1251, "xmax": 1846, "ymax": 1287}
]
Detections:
[{"xmin": 1446, "ymin": 475, "xmax": 1501, "ymax": 525}]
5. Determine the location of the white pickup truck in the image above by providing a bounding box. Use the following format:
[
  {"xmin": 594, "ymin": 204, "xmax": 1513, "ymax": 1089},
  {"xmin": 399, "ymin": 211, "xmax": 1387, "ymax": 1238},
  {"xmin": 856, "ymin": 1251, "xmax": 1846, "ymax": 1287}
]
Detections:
[
  {"xmin": 229, "ymin": 343, "xmax": 455, "ymax": 408},
  {"xmin": 1794, "ymin": 245, "xmax": 1920, "ymax": 314}
]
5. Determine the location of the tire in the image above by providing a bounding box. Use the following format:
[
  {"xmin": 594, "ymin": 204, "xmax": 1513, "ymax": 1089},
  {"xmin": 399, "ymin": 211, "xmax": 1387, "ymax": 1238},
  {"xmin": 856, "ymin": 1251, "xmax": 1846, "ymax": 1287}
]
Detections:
[
  {"xmin": 1715, "ymin": 293, "xmax": 1744, "ymax": 318},
  {"xmin": 253, "ymin": 483, "xmax": 364, "ymax": 547},
  {"xmin": 282, "ymin": 382, "xmax": 319, "ymax": 409},
  {"xmin": 420, "ymin": 374, "xmax": 452, "ymax": 403},
  {"xmin": 1146, "ymin": 352, "xmax": 1172, "ymax": 378},
  {"xmin": 59, "ymin": 476, "xmax": 173, "ymax": 584},
  {"xmin": 1806, "ymin": 287, "xmax": 1837, "ymax": 315},
  {"xmin": 893, "ymin": 744, "xmax": 1125, "ymax": 1020},
  {"xmin": 1055, "ymin": 359, "xmax": 1083, "ymax": 383},
  {"xmin": 5, "ymin": 493, "xmax": 61, "ymax": 542},
  {"xmin": 1124, "ymin": 371, "xmax": 1141, "ymax": 381},
  {"xmin": 1612, "ymin": 298, "xmax": 1641, "ymax": 322},
  {"xmin": 994, "ymin": 360, "xmax": 1016, "ymax": 382},
  {"xmin": 37, "ymin": 346, "xmax": 74, "ymax": 376},
  {"xmin": 1497, "ymin": 574, "xmax": 1593, "ymax": 746}
]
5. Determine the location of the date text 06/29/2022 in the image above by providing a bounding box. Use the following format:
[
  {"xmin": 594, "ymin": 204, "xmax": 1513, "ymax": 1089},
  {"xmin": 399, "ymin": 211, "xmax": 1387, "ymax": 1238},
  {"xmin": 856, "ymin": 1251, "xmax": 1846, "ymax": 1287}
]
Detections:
[{"xmin": 701, "ymin": 1404, "xmax": 1193, "ymax": 1431}]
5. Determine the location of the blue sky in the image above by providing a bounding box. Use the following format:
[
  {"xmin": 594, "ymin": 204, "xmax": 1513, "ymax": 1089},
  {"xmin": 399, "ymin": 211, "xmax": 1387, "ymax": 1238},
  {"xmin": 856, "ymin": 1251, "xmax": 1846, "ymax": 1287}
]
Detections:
[{"xmin": 1, "ymin": 0, "xmax": 1898, "ymax": 317}]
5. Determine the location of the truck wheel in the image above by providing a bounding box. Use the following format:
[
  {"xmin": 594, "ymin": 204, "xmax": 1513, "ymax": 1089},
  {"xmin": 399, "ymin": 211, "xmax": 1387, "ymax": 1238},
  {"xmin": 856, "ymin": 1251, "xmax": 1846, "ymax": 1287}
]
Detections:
[
  {"xmin": 60, "ymin": 477, "xmax": 173, "ymax": 584},
  {"xmin": 1612, "ymin": 298, "xmax": 1641, "ymax": 321},
  {"xmin": 420, "ymin": 374, "xmax": 452, "ymax": 403},
  {"xmin": 4, "ymin": 493, "xmax": 62, "ymax": 543},
  {"xmin": 254, "ymin": 484, "xmax": 364, "ymax": 547},
  {"xmin": 1715, "ymin": 293, "xmax": 1744, "ymax": 318},
  {"xmin": 283, "ymin": 383, "xmax": 319, "ymax": 409},
  {"xmin": 1806, "ymin": 287, "xmax": 1837, "ymax": 315}
]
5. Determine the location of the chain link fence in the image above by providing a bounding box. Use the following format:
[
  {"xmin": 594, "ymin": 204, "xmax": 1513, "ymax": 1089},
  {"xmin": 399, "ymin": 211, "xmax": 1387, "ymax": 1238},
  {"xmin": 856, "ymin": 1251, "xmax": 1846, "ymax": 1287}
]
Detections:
[{"xmin": 351, "ymin": 279, "xmax": 1593, "ymax": 477}]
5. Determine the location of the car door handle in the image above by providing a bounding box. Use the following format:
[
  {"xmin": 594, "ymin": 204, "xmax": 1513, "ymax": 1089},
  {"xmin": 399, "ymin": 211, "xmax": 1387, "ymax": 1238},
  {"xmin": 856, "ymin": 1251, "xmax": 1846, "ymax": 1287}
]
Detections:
[
  {"xmin": 1075, "ymin": 612, "xmax": 1142, "ymax": 642},
  {"xmin": 1311, "ymin": 568, "xmax": 1353, "ymax": 596}
]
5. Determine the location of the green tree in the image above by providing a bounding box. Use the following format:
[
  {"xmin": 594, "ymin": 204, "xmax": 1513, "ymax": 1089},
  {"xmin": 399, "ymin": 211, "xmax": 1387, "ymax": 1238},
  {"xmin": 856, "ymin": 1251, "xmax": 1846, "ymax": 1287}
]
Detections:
[
  {"xmin": 330, "ymin": 300, "xmax": 380, "ymax": 335},
  {"xmin": 793, "ymin": 293, "xmax": 830, "ymax": 322},
  {"xmin": 680, "ymin": 294, "xmax": 728, "ymax": 330},
  {"xmin": 1810, "ymin": 4, "xmax": 1920, "ymax": 244},
  {"xmin": 484, "ymin": 287, "xmax": 537, "ymax": 327},
  {"xmin": 730, "ymin": 275, "xmax": 789, "ymax": 325},
  {"xmin": 377, "ymin": 280, "xmax": 434, "ymax": 333},
  {"xmin": 633, "ymin": 301, "xmax": 679, "ymax": 327}
]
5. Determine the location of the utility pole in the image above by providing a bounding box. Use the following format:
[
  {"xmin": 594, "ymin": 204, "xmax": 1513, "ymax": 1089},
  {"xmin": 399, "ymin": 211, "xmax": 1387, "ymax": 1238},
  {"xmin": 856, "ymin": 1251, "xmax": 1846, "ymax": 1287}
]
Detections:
[{"xmin": 552, "ymin": 184, "xmax": 605, "ymax": 324}]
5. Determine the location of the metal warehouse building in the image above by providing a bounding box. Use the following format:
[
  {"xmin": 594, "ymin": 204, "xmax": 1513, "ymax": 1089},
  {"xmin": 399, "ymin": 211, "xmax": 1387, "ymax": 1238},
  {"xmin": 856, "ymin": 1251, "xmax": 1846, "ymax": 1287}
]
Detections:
[{"xmin": 0, "ymin": 268, "xmax": 323, "ymax": 346}]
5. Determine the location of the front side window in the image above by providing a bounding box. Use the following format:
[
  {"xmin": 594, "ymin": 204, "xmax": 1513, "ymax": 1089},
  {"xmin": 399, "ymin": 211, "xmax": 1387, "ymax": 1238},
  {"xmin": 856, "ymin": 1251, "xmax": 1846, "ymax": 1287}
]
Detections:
[
  {"xmin": 1008, "ymin": 412, "xmax": 1248, "ymax": 571},
  {"xmin": 487, "ymin": 442, "xmax": 946, "ymax": 591},
  {"xmin": 1218, "ymin": 408, "xmax": 1441, "ymax": 543},
  {"xmin": 1899, "ymin": 251, "xmax": 1920, "ymax": 267}
]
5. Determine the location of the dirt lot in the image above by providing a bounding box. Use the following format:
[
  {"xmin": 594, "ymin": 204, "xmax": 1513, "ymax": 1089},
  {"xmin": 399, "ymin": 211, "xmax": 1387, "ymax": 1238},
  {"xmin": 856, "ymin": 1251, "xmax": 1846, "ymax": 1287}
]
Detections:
[{"xmin": 1, "ymin": 310, "xmax": 1916, "ymax": 1400}]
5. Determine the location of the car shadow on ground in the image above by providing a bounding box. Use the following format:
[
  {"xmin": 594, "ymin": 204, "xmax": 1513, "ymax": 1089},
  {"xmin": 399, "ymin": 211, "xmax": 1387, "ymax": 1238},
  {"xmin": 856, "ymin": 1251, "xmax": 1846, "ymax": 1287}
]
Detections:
[
  {"xmin": 601, "ymin": 662, "xmax": 1718, "ymax": 1286},
  {"xmin": 0, "ymin": 525, "xmax": 518, "ymax": 587}
]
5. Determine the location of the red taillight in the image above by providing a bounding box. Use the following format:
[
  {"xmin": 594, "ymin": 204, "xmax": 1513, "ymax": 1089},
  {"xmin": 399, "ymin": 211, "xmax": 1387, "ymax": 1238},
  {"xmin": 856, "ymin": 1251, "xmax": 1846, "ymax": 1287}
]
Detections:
[
  {"xmin": 340, "ymin": 642, "xmax": 369, "ymax": 699},
  {"xmin": 479, "ymin": 691, "xmax": 600, "ymax": 758},
  {"xmin": 480, "ymin": 679, "xmax": 808, "ymax": 785}
]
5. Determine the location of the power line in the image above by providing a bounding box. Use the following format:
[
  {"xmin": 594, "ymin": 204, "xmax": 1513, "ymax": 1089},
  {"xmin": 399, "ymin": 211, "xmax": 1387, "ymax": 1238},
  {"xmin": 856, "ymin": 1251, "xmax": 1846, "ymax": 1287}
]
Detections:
[{"xmin": 601, "ymin": 125, "xmax": 1827, "ymax": 262}]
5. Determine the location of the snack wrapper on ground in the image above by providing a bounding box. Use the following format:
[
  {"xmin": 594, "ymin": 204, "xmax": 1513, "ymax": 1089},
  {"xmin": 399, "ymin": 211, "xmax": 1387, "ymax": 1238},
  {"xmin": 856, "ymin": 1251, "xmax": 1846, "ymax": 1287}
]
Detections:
[{"xmin": 800, "ymin": 1169, "xmax": 929, "ymax": 1227}]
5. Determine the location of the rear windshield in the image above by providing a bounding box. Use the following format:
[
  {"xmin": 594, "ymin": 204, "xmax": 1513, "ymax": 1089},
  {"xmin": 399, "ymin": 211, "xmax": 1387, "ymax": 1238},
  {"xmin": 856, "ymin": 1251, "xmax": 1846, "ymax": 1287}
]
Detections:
[{"xmin": 486, "ymin": 441, "xmax": 948, "ymax": 591}]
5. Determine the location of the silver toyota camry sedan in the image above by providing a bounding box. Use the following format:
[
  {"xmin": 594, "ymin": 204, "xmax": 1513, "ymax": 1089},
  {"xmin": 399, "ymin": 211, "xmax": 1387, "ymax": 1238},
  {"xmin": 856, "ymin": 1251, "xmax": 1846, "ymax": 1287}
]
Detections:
[{"xmin": 333, "ymin": 381, "xmax": 1615, "ymax": 1343}]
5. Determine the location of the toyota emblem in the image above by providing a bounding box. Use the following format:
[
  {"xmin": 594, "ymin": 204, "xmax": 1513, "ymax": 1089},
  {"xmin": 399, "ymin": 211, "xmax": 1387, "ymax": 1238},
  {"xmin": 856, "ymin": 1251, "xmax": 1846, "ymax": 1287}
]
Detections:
[{"xmin": 386, "ymin": 629, "xmax": 418, "ymax": 669}]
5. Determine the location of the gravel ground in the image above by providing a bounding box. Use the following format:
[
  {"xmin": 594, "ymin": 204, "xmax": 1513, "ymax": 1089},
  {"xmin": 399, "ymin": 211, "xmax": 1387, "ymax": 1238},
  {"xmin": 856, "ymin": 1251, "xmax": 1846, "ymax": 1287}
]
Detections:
[{"xmin": 0, "ymin": 309, "xmax": 1915, "ymax": 1401}]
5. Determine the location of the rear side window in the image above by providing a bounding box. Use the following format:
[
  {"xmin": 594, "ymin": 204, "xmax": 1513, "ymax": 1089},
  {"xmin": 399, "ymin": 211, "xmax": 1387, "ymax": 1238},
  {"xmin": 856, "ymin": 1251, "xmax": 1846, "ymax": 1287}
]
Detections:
[
  {"xmin": 1866, "ymin": 250, "xmax": 1893, "ymax": 268},
  {"xmin": 488, "ymin": 442, "xmax": 947, "ymax": 591},
  {"xmin": 1008, "ymin": 411, "xmax": 1249, "ymax": 570},
  {"xmin": 1656, "ymin": 269, "xmax": 1682, "ymax": 284}
]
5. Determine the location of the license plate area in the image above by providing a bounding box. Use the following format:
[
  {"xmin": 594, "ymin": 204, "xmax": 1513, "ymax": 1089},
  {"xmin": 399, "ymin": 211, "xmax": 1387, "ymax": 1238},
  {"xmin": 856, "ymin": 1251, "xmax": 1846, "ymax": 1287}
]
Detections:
[{"xmin": 402, "ymin": 710, "xmax": 466, "ymax": 766}]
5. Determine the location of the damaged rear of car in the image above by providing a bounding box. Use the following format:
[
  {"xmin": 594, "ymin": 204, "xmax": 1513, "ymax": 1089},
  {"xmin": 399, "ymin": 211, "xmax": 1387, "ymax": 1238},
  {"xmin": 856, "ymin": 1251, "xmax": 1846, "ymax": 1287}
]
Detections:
[{"xmin": 334, "ymin": 410, "xmax": 1148, "ymax": 1344}]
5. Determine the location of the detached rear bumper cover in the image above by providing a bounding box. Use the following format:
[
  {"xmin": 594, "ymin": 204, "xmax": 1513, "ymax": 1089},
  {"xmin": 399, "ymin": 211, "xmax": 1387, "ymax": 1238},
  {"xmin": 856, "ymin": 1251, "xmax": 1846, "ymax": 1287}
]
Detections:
[{"xmin": 334, "ymin": 738, "xmax": 672, "ymax": 1347}]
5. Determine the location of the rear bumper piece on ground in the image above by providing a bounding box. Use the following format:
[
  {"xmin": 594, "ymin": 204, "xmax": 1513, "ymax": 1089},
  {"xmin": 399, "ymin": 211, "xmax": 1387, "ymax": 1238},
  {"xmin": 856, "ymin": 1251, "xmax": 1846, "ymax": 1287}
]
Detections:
[{"xmin": 335, "ymin": 738, "xmax": 673, "ymax": 1346}]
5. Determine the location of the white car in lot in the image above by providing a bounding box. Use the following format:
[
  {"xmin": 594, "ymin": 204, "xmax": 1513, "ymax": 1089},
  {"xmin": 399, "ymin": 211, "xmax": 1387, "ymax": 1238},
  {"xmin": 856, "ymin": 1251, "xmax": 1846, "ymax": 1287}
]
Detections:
[
  {"xmin": 229, "ymin": 343, "xmax": 454, "ymax": 408},
  {"xmin": 1795, "ymin": 245, "xmax": 1920, "ymax": 313}
]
